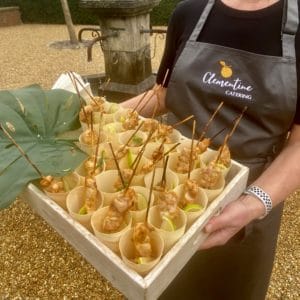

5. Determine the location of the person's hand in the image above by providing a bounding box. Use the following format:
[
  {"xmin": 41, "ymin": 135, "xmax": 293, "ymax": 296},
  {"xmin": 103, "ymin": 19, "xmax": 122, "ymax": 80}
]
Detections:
[{"xmin": 199, "ymin": 195, "xmax": 265, "ymax": 250}]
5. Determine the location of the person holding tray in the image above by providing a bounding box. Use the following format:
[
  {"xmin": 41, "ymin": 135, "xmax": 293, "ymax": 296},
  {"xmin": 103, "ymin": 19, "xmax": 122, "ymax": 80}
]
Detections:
[{"xmin": 122, "ymin": 0, "xmax": 300, "ymax": 299}]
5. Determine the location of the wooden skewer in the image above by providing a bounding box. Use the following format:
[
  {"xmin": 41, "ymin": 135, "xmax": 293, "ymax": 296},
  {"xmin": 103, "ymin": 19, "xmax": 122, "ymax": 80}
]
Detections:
[
  {"xmin": 125, "ymin": 144, "xmax": 147, "ymax": 192},
  {"xmin": 68, "ymin": 72, "xmax": 104, "ymax": 114},
  {"xmin": 138, "ymin": 85, "xmax": 161, "ymax": 114},
  {"xmin": 198, "ymin": 101, "xmax": 224, "ymax": 142},
  {"xmin": 145, "ymin": 167, "xmax": 156, "ymax": 223},
  {"xmin": 188, "ymin": 120, "xmax": 196, "ymax": 179},
  {"xmin": 209, "ymin": 126, "xmax": 227, "ymax": 143},
  {"xmin": 172, "ymin": 114, "xmax": 194, "ymax": 128},
  {"xmin": 0, "ymin": 123, "xmax": 43, "ymax": 178},
  {"xmin": 125, "ymin": 160, "xmax": 140, "ymax": 192},
  {"xmin": 68, "ymin": 71, "xmax": 94, "ymax": 101},
  {"xmin": 160, "ymin": 155, "xmax": 169, "ymax": 190},
  {"xmin": 163, "ymin": 142, "xmax": 181, "ymax": 158},
  {"xmin": 79, "ymin": 101, "xmax": 89, "ymax": 129},
  {"xmin": 228, "ymin": 106, "xmax": 248, "ymax": 139},
  {"xmin": 161, "ymin": 69, "xmax": 170, "ymax": 87},
  {"xmin": 108, "ymin": 142, "xmax": 126, "ymax": 189},
  {"xmin": 215, "ymin": 133, "xmax": 230, "ymax": 165},
  {"xmin": 149, "ymin": 67, "xmax": 169, "ymax": 119},
  {"xmin": 117, "ymin": 121, "xmax": 145, "ymax": 156},
  {"xmin": 93, "ymin": 124, "xmax": 102, "ymax": 173},
  {"xmin": 67, "ymin": 72, "xmax": 87, "ymax": 104},
  {"xmin": 131, "ymin": 89, "xmax": 152, "ymax": 114},
  {"xmin": 151, "ymin": 138, "xmax": 166, "ymax": 163},
  {"xmin": 90, "ymin": 112, "xmax": 94, "ymax": 132},
  {"xmin": 149, "ymin": 69, "xmax": 169, "ymax": 118},
  {"xmin": 215, "ymin": 106, "xmax": 247, "ymax": 164},
  {"xmin": 151, "ymin": 98, "xmax": 159, "ymax": 120},
  {"xmin": 131, "ymin": 128, "xmax": 156, "ymax": 170},
  {"xmin": 68, "ymin": 71, "xmax": 102, "ymax": 110}
]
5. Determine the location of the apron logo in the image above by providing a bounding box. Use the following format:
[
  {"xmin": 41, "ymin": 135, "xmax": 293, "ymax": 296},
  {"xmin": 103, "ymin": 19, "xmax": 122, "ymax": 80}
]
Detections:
[
  {"xmin": 219, "ymin": 61, "xmax": 233, "ymax": 78},
  {"xmin": 202, "ymin": 61, "xmax": 254, "ymax": 101}
]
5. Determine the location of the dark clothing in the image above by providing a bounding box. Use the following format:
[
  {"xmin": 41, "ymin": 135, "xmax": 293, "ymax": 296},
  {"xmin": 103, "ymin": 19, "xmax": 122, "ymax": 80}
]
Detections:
[
  {"xmin": 157, "ymin": 1, "xmax": 299, "ymax": 300},
  {"xmin": 157, "ymin": 0, "xmax": 300, "ymax": 124},
  {"xmin": 160, "ymin": 203, "xmax": 284, "ymax": 300}
]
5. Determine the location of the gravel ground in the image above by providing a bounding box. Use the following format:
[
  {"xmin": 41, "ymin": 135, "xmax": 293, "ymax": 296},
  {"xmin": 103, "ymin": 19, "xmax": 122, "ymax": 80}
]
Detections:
[{"xmin": 0, "ymin": 24, "xmax": 299, "ymax": 299}]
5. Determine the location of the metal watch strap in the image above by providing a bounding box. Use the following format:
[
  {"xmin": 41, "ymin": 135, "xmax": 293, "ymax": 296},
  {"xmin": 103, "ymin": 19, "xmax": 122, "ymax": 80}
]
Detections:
[{"xmin": 243, "ymin": 185, "xmax": 273, "ymax": 219}]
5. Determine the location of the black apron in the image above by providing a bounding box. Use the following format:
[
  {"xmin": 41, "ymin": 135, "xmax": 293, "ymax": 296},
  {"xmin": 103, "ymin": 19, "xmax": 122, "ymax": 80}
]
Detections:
[{"xmin": 160, "ymin": 0, "xmax": 298, "ymax": 299}]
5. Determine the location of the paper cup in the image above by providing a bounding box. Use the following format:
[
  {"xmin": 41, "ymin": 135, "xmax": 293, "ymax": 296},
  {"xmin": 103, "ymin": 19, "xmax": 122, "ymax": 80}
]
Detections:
[
  {"xmin": 66, "ymin": 186, "xmax": 102, "ymax": 231},
  {"xmin": 113, "ymin": 108, "xmax": 142, "ymax": 130},
  {"xmin": 102, "ymin": 102, "xmax": 121, "ymax": 124},
  {"xmin": 128, "ymin": 186, "xmax": 154, "ymax": 225},
  {"xmin": 118, "ymin": 130, "xmax": 147, "ymax": 154},
  {"xmin": 118, "ymin": 153, "xmax": 151, "ymax": 186},
  {"xmin": 148, "ymin": 206, "xmax": 186, "ymax": 254},
  {"xmin": 44, "ymin": 172, "xmax": 80, "ymax": 210},
  {"xmin": 140, "ymin": 118, "xmax": 159, "ymax": 133},
  {"xmin": 95, "ymin": 170, "xmax": 124, "ymax": 206},
  {"xmin": 80, "ymin": 110, "xmax": 104, "ymax": 132},
  {"xmin": 155, "ymin": 127, "xmax": 182, "ymax": 147},
  {"xmin": 200, "ymin": 149, "xmax": 231, "ymax": 178},
  {"xmin": 176, "ymin": 139, "xmax": 204, "ymax": 167},
  {"xmin": 91, "ymin": 206, "xmax": 132, "ymax": 253},
  {"xmin": 143, "ymin": 142, "xmax": 165, "ymax": 168},
  {"xmin": 190, "ymin": 168, "xmax": 225, "ymax": 202},
  {"xmin": 78, "ymin": 130, "xmax": 107, "ymax": 155},
  {"xmin": 119, "ymin": 227, "xmax": 164, "ymax": 276},
  {"xmin": 174, "ymin": 184, "xmax": 208, "ymax": 228},
  {"xmin": 75, "ymin": 156, "xmax": 106, "ymax": 185},
  {"xmin": 167, "ymin": 152, "xmax": 200, "ymax": 184},
  {"xmin": 144, "ymin": 168, "xmax": 179, "ymax": 202},
  {"xmin": 102, "ymin": 122, "xmax": 124, "ymax": 147}
]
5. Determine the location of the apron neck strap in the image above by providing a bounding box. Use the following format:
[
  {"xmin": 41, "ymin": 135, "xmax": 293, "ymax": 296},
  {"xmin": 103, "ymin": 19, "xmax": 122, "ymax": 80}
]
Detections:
[
  {"xmin": 282, "ymin": 0, "xmax": 299, "ymax": 58},
  {"xmin": 188, "ymin": 0, "xmax": 299, "ymax": 59},
  {"xmin": 189, "ymin": 0, "xmax": 215, "ymax": 42}
]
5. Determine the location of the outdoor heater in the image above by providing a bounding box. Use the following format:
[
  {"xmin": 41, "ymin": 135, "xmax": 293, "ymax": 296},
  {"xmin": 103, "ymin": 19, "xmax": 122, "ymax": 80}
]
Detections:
[{"xmin": 79, "ymin": 0, "xmax": 161, "ymax": 101}]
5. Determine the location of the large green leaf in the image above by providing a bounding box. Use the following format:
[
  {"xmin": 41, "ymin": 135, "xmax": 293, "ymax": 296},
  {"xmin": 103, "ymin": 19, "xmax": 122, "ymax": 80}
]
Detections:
[{"xmin": 0, "ymin": 85, "xmax": 87, "ymax": 209}]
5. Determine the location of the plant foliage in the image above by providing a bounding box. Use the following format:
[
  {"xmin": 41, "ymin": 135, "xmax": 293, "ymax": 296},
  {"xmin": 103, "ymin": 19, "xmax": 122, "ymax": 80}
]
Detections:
[
  {"xmin": 0, "ymin": 85, "xmax": 87, "ymax": 209},
  {"xmin": 0, "ymin": 0, "xmax": 179, "ymax": 25}
]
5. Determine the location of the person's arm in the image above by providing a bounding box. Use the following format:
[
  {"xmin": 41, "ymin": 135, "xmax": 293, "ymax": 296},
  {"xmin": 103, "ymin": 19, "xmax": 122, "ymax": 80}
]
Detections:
[
  {"xmin": 121, "ymin": 86, "xmax": 168, "ymax": 118},
  {"xmin": 200, "ymin": 124, "xmax": 300, "ymax": 249}
]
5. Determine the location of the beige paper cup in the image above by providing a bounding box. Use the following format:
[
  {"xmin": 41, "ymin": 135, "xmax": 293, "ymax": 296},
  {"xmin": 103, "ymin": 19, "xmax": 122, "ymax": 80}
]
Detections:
[
  {"xmin": 78, "ymin": 130, "xmax": 107, "ymax": 156},
  {"xmin": 80, "ymin": 112, "xmax": 103, "ymax": 132},
  {"xmin": 174, "ymin": 184, "xmax": 208, "ymax": 228},
  {"xmin": 91, "ymin": 206, "xmax": 132, "ymax": 253},
  {"xmin": 44, "ymin": 172, "xmax": 80, "ymax": 210},
  {"xmin": 66, "ymin": 186, "xmax": 102, "ymax": 231},
  {"xmin": 155, "ymin": 128, "xmax": 182, "ymax": 147},
  {"xmin": 144, "ymin": 168, "xmax": 179, "ymax": 202},
  {"xmin": 118, "ymin": 153, "xmax": 151, "ymax": 186},
  {"xmin": 140, "ymin": 118, "xmax": 159, "ymax": 133},
  {"xmin": 74, "ymin": 156, "xmax": 106, "ymax": 185},
  {"xmin": 190, "ymin": 168, "xmax": 225, "ymax": 202},
  {"xmin": 102, "ymin": 122, "xmax": 124, "ymax": 147},
  {"xmin": 200, "ymin": 149, "xmax": 231, "ymax": 178},
  {"xmin": 113, "ymin": 108, "xmax": 141, "ymax": 130},
  {"xmin": 176, "ymin": 139, "xmax": 204, "ymax": 168},
  {"xmin": 129, "ymin": 186, "xmax": 154, "ymax": 225},
  {"xmin": 118, "ymin": 130, "xmax": 147, "ymax": 154},
  {"xmin": 95, "ymin": 170, "xmax": 123, "ymax": 206},
  {"xmin": 119, "ymin": 228, "xmax": 164, "ymax": 276},
  {"xmin": 148, "ymin": 206, "xmax": 187, "ymax": 254},
  {"xmin": 167, "ymin": 153, "xmax": 189, "ymax": 184},
  {"xmin": 143, "ymin": 142, "xmax": 165, "ymax": 168},
  {"xmin": 102, "ymin": 102, "xmax": 121, "ymax": 124}
]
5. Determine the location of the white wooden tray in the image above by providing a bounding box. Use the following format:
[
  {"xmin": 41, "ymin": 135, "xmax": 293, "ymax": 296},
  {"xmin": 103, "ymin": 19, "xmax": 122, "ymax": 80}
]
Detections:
[{"xmin": 21, "ymin": 160, "xmax": 248, "ymax": 300}]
